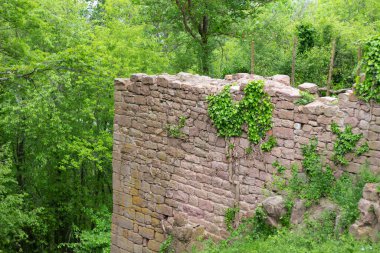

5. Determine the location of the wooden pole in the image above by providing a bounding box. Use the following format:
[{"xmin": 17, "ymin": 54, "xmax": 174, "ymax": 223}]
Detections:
[
  {"xmin": 291, "ymin": 36, "xmax": 297, "ymax": 86},
  {"xmin": 326, "ymin": 39, "xmax": 336, "ymax": 96},
  {"xmin": 250, "ymin": 40, "xmax": 255, "ymax": 75},
  {"xmin": 356, "ymin": 46, "xmax": 362, "ymax": 77}
]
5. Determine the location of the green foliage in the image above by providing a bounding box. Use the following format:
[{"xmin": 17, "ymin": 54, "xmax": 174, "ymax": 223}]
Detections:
[
  {"xmin": 300, "ymin": 139, "xmax": 335, "ymax": 205},
  {"xmin": 166, "ymin": 116, "xmax": 187, "ymax": 139},
  {"xmin": 356, "ymin": 142, "xmax": 370, "ymax": 156},
  {"xmin": 224, "ymin": 207, "xmax": 240, "ymax": 232},
  {"xmin": 260, "ymin": 136, "xmax": 278, "ymax": 152},
  {"xmin": 271, "ymin": 139, "xmax": 334, "ymax": 206},
  {"xmin": 207, "ymin": 80, "xmax": 273, "ymax": 144},
  {"xmin": 202, "ymin": 230, "xmax": 380, "ymax": 253},
  {"xmin": 297, "ymin": 23, "xmax": 317, "ymax": 54},
  {"xmin": 331, "ymin": 123, "xmax": 366, "ymax": 166},
  {"xmin": 159, "ymin": 235, "xmax": 174, "ymax": 253},
  {"xmin": 203, "ymin": 165, "xmax": 380, "ymax": 253},
  {"xmin": 138, "ymin": 0, "xmax": 273, "ymax": 74},
  {"xmin": 248, "ymin": 206, "xmax": 276, "ymax": 239},
  {"xmin": 304, "ymin": 210, "xmax": 338, "ymax": 242},
  {"xmin": 0, "ymin": 0, "xmax": 172, "ymax": 251},
  {"xmin": 59, "ymin": 207, "xmax": 111, "ymax": 253},
  {"xmin": 272, "ymin": 161, "xmax": 286, "ymax": 175},
  {"xmin": 240, "ymin": 81, "xmax": 273, "ymax": 143},
  {"xmin": 331, "ymin": 166, "xmax": 380, "ymax": 232},
  {"xmin": 0, "ymin": 146, "xmax": 45, "ymax": 252},
  {"xmin": 295, "ymin": 46, "xmax": 331, "ymax": 87},
  {"xmin": 295, "ymin": 91, "xmax": 316, "ymax": 105},
  {"xmin": 207, "ymin": 85, "xmax": 244, "ymax": 137},
  {"xmin": 355, "ymin": 35, "xmax": 380, "ymax": 103},
  {"xmin": 226, "ymin": 206, "xmax": 276, "ymax": 243},
  {"xmin": 245, "ymin": 146, "xmax": 253, "ymax": 155}
]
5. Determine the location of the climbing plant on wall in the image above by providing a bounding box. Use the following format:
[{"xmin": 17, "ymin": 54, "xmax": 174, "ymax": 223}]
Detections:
[
  {"xmin": 355, "ymin": 35, "xmax": 380, "ymax": 103},
  {"xmin": 206, "ymin": 85, "xmax": 244, "ymax": 138},
  {"xmin": 207, "ymin": 80, "xmax": 273, "ymax": 144}
]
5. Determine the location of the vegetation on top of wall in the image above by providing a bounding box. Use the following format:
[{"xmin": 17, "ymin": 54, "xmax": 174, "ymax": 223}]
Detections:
[
  {"xmin": 295, "ymin": 91, "xmax": 315, "ymax": 105},
  {"xmin": 206, "ymin": 85, "xmax": 244, "ymax": 138},
  {"xmin": 207, "ymin": 80, "xmax": 273, "ymax": 144},
  {"xmin": 355, "ymin": 35, "xmax": 380, "ymax": 103}
]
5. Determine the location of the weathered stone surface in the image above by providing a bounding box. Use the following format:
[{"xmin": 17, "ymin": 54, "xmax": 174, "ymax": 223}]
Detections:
[
  {"xmin": 262, "ymin": 196, "xmax": 287, "ymax": 227},
  {"xmin": 308, "ymin": 198, "xmax": 339, "ymax": 221},
  {"xmin": 302, "ymin": 101, "xmax": 327, "ymax": 115},
  {"xmin": 271, "ymin": 75, "xmax": 290, "ymax": 86},
  {"xmin": 290, "ymin": 199, "xmax": 306, "ymax": 225},
  {"xmin": 298, "ymin": 83, "xmax": 318, "ymax": 94},
  {"xmin": 350, "ymin": 183, "xmax": 380, "ymax": 241}
]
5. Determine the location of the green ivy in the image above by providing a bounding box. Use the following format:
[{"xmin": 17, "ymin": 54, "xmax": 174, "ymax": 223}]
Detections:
[
  {"xmin": 261, "ymin": 136, "xmax": 278, "ymax": 152},
  {"xmin": 272, "ymin": 160, "xmax": 286, "ymax": 174},
  {"xmin": 207, "ymin": 80, "xmax": 273, "ymax": 144},
  {"xmin": 224, "ymin": 207, "xmax": 240, "ymax": 232},
  {"xmin": 355, "ymin": 142, "xmax": 369, "ymax": 157},
  {"xmin": 355, "ymin": 35, "xmax": 380, "ymax": 103},
  {"xmin": 166, "ymin": 116, "xmax": 187, "ymax": 139},
  {"xmin": 331, "ymin": 123, "xmax": 367, "ymax": 166}
]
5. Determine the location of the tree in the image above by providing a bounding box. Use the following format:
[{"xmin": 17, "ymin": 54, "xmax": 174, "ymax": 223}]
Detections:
[{"xmin": 140, "ymin": 0, "xmax": 273, "ymax": 75}]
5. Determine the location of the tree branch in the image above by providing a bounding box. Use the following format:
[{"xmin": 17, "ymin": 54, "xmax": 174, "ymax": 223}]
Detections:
[{"xmin": 175, "ymin": 0, "xmax": 201, "ymax": 43}]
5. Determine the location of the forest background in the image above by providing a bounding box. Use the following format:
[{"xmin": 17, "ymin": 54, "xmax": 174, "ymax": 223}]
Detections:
[{"xmin": 0, "ymin": 0, "xmax": 379, "ymax": 252}]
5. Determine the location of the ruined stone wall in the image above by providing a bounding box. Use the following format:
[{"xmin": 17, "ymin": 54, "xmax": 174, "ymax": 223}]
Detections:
[{"xmin": 111, "ymin": 73, "xmax": 380, "ymax": 253}]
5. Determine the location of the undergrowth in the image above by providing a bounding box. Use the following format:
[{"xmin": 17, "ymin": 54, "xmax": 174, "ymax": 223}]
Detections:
[
  {"xmin": 295, "ymin": 91, "xmax": 315, "ymax": 105},
  {"xmin": 224, "ymin": 207, "xmax": 240, "ymax": 232},
  {"xmin": 202, "ymin": 133, "xmax": 380, "ymax": 253}
]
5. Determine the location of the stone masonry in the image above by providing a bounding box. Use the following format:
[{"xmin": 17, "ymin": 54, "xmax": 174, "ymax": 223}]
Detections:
[{"xmin": 111, "ymin": 73, "xmax": 380, "ymax": 253}]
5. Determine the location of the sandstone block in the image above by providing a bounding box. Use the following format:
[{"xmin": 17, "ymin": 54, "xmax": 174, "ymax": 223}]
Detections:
[
  {"xmin": 147, "ymin": 240, "xmax": 161, "ymax": 252},
  {"xmin": 272, "ymin": 75, "xmax": 290, "ymax": 86},
  {"xmin": 262, "ymin": 196, "xmax": 287, "ymax": 227},
  {"xmin": 273, "ymin": 127, "xmax": 294, "ymax": 139},
  {"xmin": 198, "ymin": 198, "xmax": 214, "ymax": 212},
  {"xmin": 156, "ymin": 204, "xmax": 173, "ymax": 216},
  {"xmin": 298, "ymin": 83, "xmax": 318, "ymax": 94},
  {"xmin": 139, "ymin": 226, "xmax": 155, "ymax": 240}
]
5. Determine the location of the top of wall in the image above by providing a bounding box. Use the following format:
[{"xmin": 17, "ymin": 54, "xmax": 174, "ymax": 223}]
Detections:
[{"xmin": 114, "ymin": 72, "xmax": 380, "ymax": 175}]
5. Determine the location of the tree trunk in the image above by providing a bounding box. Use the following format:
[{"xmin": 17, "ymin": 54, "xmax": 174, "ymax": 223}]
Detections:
[
  {"xmin": 327, "ymin": 39, "xmax": 336, "ymax": 96},
  {"xmin": 291, "ymin": 36, "xmax": 298, "ymax": 86},
  {"xmin": 251, "ymin": 40, "xmax": 255, "ymax": 75},
  {"xmin": 200, "ymin": 43, "xmax": 210, "ymax": 75},
  {"xmin": 199, "ymin": 15, "xmax": 210, "ymax": 75}
]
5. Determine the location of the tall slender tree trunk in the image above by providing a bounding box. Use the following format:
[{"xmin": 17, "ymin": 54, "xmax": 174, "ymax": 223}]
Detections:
[
  {"xmin": 200, "ymin": 43, "xmax": 210, "ymax": 75},
  {"xmin": 251, "ymin": 40, "xmax": 255, "ymax": 75},
  {"xmin": 327, "ymin": 39, "xmax": 336, "ymax": 96},
  {"xmin": 291, "ymin": 36, "xmax": 298, "ymax": 86}
]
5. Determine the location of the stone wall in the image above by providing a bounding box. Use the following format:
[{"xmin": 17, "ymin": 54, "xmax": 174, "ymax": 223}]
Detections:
[{"xmin": 111, "ymin": 73, "xmax": 380, "ymax": 253}]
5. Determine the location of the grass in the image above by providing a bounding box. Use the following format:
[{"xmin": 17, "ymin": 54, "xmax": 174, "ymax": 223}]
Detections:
[{"xmin": 202, "ymin": 230, "xmax": 380, "ymax": 253}]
